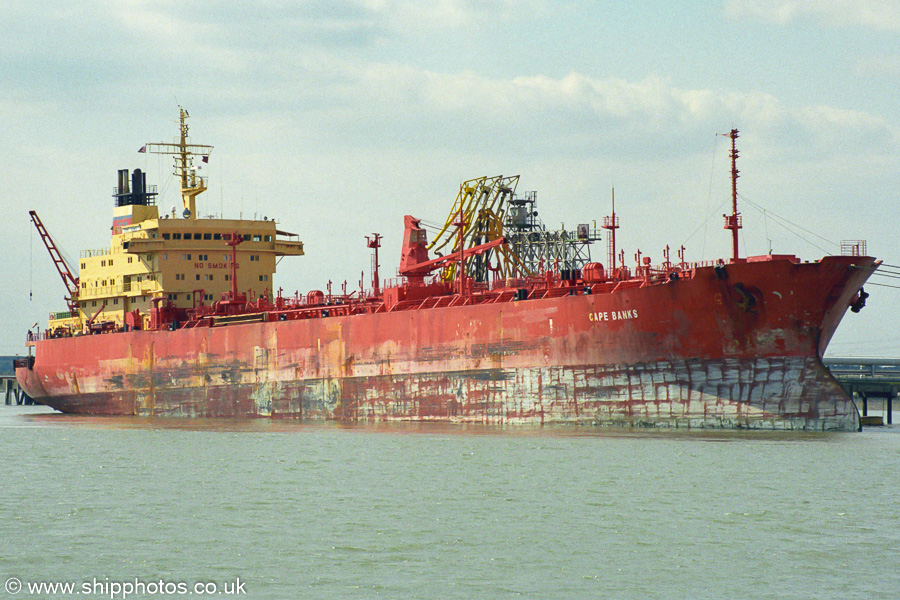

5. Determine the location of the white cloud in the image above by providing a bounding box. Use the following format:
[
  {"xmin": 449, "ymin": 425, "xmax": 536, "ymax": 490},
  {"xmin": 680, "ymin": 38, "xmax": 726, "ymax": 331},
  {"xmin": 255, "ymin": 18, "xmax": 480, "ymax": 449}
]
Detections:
[
  {"xmin": 336, "ymin": 66, "xmax": 896, "ymax": 157},
  {"xmin": 359, "ymin": 0, "xmax": 552, "ymax": 28},
  {"xmin": 725, "ymin": 0, "xmax": 900, "ymax": 31}
]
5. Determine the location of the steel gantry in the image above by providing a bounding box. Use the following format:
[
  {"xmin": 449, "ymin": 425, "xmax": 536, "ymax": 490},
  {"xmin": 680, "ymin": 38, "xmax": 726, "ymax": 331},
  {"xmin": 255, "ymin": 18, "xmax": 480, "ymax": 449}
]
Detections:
[{"xmin": 428, "ymin": 176, "xmax": 602, "ymax": 282}]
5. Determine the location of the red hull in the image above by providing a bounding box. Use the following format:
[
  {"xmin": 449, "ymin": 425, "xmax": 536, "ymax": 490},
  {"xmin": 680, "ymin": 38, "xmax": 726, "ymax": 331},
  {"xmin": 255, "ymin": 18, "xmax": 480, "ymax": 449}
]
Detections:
[{"xmin": 18, "ymin": 256, "xmax": 874, "ymax": 430}]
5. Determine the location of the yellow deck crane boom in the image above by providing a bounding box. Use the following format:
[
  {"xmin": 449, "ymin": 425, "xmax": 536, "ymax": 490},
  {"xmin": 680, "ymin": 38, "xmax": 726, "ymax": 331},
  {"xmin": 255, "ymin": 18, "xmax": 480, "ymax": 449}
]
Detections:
[{"xmin": 428, "ymin": 175, "xmax": 532, "ymax": 282}]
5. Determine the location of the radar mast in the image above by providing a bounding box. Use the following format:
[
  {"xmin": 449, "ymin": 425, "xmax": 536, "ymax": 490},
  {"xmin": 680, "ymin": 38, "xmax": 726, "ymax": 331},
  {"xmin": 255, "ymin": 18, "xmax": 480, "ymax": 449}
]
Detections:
[{"xmin": 141, "ymin": 107, "xmax": 213, "ymax": 220}]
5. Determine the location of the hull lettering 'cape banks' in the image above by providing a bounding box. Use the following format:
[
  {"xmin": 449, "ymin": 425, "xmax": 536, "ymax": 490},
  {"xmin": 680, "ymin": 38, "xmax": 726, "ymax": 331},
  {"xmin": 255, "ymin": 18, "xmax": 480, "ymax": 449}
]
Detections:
[{"xmin": 17, "ymin": 112, "xmax": 878, "ymax": 430}]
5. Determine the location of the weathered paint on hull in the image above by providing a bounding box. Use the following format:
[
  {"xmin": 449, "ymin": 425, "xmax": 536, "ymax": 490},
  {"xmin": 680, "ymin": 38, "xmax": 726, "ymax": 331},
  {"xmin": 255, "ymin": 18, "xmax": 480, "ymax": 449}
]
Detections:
[
  {"xmin": 18, "ymin": 358, "xmax": 856, "ymax": 430},
  {"xmin": 18, "ymin": 256, "xmax": 874, "ymax": 431}
]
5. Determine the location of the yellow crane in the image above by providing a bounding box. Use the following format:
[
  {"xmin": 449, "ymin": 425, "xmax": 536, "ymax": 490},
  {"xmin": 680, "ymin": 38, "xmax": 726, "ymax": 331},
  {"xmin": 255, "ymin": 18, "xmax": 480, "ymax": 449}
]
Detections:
[{"xmin": 428, "ymin": 175, "xmax": 532, "ymax": 282}]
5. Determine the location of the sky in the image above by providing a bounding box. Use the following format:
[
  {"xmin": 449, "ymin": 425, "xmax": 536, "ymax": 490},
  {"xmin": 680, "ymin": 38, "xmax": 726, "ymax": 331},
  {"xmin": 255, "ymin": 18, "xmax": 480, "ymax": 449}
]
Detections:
[{"xmin": 1, "ymin": 0, "xmax": 898, "ymax": 357}]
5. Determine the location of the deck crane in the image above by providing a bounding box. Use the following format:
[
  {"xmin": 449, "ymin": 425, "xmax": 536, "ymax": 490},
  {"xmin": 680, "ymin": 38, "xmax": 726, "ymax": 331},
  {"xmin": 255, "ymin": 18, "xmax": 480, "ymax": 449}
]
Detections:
[
  {"xmin": 28, "ymin": 210, "xmax": 80, "ymax": 313},
  {"xmin": 428, "ymin": 175, "xmax": 532, "ymax": 282}
]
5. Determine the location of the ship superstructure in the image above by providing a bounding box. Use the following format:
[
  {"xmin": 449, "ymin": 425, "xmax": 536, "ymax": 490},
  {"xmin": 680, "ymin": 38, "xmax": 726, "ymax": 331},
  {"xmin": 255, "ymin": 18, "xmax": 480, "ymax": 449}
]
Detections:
[{"xmin": 40, "ymin": 109, "xmax": 303, "ymax": 337}]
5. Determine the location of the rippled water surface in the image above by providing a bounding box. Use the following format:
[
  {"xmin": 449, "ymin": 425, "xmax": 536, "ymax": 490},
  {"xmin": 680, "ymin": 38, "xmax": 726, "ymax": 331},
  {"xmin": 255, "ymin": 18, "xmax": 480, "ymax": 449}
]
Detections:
[{"xmin": 1, "ymin": 405, "xmax": 898, "ymax": 599}]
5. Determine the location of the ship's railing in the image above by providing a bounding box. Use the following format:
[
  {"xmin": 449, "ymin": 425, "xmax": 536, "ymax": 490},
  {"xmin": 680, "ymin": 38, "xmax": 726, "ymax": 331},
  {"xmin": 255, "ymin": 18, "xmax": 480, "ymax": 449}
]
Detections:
[
  {"xmin": 841, "ymin": 240, "xmax": 867, "ymax": 257},
  {"xmin": 680, "ymin": 260, "xmax": 724, "ymax": 270},
  {"xmin": 121, "ymin": 280, "xmax": 157, "ymax": 293},
  {"xmin": 81, "ymin": 247, "xmax": 115, "ymax": 258},
  {"xmin": 50, "ymin": 311, "xmax": 75, "ymax": 320},
  {"xmin": 273, "ymin": 240, "xmax": 305, "ymax": 255},
  {"xmin": 80, "ymin": 284, "xmax": 126, "ymax": 299}
]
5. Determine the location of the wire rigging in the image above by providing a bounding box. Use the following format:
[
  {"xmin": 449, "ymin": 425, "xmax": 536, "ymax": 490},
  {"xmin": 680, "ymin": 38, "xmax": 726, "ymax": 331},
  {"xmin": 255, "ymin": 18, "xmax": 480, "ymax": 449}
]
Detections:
[
  {"xmin": 737, "ymin": 194, "xmax": 838, "ymax": 255},
  {"xmin": 681, "ymin": 199, "xmax": 729, "ymax": 248},
  {"xmin": 30, "ymin": 220, "xmax": 33, "ymax": 301},
  {"xmin": 701, "ymin": 133, "xmax": 723, "ymax": 258}
]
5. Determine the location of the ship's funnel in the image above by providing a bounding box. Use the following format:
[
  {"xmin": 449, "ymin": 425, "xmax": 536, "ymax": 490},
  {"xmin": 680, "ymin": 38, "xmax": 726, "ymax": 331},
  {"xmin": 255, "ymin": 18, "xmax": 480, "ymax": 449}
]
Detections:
[
  {"xmin": 117, "ymin": 169, "xmax": 130, "ymax": 194},
  {"xmin": 132, "ymin": 169, "xmax": 145, "ymax": 197}
]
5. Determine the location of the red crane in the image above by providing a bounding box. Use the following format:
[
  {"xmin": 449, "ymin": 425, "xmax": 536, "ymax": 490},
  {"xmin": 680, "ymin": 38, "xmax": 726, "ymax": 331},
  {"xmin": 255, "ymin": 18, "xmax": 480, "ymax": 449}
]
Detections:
[{"xmin": 29, "ymin": 210, "xmax": 80, "ymax": 313}]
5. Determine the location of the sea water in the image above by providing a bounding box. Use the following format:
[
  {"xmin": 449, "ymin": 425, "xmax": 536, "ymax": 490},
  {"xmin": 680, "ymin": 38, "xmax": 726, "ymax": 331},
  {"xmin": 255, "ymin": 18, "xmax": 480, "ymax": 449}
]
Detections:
[{"xmin": 1, "ymin": 405, "xmax": 898, "ymax": 600}]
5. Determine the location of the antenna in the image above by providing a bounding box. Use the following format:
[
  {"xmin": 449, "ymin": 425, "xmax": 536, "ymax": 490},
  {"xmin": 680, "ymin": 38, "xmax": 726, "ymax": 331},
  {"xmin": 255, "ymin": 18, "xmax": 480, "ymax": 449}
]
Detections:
[{"xmin": 366, "ymin": 233, "xmax": 382, "ymax": 295}]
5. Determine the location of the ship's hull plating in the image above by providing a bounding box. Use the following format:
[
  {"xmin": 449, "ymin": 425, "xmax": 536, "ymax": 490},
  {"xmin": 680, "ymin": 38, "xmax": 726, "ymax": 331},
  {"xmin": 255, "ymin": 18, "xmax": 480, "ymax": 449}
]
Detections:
[
  {"xmin": 18, "ymin": 256, "xmax": 874, "ymax": 430},
  {"xmin": 20, "ymin": 357, "xmax": 857, "ymax": 430}
]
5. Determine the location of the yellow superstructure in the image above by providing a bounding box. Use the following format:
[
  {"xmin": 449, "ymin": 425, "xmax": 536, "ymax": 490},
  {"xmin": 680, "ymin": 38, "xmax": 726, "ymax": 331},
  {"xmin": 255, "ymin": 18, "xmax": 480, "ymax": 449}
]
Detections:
[{"xmin": 47, "ymin": 108, "xmax": 303, "ymax": 334}]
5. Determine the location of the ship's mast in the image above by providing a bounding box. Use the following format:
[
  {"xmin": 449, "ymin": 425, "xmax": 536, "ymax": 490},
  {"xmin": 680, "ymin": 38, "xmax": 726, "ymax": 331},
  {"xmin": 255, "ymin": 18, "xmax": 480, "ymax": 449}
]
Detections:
[
  {"xmin": 721, "ymin": 128, "xmax": 741, "ymax": 262},
  {"xmin": 602, "ymin": 187, "xmax": 620, "ymax": 277},
  {"xmin": 141, "ymin": 107, "xmax": 213, "ymax": 220},
  {"xmin": 366, "ymin": 233, "xmax": 382, "ymax": 295}
]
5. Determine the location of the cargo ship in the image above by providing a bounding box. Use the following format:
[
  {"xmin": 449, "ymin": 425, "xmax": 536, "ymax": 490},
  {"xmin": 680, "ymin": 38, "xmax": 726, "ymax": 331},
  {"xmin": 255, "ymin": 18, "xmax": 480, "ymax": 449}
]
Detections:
[{"xmin": 16, "ymin": 110, "xmax": 878, "ymax": 430}]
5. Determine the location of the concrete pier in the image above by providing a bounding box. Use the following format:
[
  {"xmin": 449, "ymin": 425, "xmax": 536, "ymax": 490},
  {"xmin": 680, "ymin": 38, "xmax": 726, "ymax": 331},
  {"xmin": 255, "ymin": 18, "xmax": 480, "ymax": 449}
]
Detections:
[
  {"xmin": 824, "ymin": 358, "xmax": 900, "ymax": 426},
  {"xmin": 1, "ymin": 356, "xmax": 35, "ymax": 406}
]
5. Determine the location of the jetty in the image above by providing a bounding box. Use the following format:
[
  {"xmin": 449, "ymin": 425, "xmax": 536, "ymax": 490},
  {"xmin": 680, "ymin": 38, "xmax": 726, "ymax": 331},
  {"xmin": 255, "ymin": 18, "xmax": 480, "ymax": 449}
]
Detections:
[
  {"xmin": 1, "ymin": 356, "xmax": 34, "ymax": 405},
  {"xmin": 824, "ymin": 358, "xmax": 900, "ymax": 426}
]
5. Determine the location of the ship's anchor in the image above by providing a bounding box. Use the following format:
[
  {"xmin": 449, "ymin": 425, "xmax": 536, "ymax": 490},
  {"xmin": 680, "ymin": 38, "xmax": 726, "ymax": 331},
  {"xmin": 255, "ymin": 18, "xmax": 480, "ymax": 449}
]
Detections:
[
  {"xmin": 733, "ymin": 282, "xmax": 758, "ymax": 312},
  {"xmin": 850, "ymin": 287, "xmax": 869, "ymax": 313}
]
